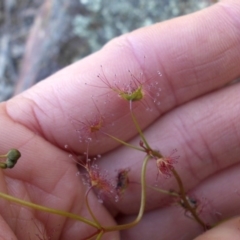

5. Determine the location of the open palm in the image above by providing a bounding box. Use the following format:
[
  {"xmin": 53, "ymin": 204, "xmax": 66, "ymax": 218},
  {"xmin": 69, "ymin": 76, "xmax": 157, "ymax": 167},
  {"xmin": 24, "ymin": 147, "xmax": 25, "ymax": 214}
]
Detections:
[{"xmin": 0, "ymin": 1, "xmax": 240, "ymax": 239}]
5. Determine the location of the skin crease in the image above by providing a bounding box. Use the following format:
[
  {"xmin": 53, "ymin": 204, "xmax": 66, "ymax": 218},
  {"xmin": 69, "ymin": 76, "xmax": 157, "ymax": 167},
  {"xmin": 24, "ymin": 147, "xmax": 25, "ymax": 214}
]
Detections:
[{"xmin": 0, "ymin": 0, "xmax": 240, "ymax": 239}]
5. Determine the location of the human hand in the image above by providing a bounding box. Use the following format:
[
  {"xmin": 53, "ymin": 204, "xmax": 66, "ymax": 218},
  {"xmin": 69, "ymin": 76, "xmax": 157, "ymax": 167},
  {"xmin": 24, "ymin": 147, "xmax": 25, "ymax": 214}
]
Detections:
[{"xmin": 0, "ymin": 0, "xmax": 240, "ymax": 239}]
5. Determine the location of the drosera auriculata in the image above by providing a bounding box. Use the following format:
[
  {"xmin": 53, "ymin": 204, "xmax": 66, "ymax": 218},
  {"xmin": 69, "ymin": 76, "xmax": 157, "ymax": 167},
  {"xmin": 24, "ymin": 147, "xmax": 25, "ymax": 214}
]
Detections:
[{"xmin": 0, "ymin": 54, "xmax": 226, "ymax": 239}]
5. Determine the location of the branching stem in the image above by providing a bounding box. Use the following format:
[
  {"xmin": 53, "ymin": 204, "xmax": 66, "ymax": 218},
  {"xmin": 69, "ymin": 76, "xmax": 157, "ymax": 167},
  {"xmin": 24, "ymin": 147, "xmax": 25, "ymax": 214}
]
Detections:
[
  {"xmin": 130, "ymin": 110, "xmax": 151, "ymax": 149},
  {"xmin": 170, "ymin": 168, "xmax": 208, "ymax": 229},
  {"xmin": 104, "ymin": 155, "xmax": 150, "ymax": 231},
  {"xmin": 102, "ymin": 132, "xmax": 144, "ymax": 152}
]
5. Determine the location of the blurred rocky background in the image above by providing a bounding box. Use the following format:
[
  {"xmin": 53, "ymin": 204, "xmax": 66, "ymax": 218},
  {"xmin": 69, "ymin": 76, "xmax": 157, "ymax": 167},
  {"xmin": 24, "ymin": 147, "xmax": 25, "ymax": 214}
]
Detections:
[{"xmin": 0, "ymin": 0, "xmax": 217, "ymax": 101}]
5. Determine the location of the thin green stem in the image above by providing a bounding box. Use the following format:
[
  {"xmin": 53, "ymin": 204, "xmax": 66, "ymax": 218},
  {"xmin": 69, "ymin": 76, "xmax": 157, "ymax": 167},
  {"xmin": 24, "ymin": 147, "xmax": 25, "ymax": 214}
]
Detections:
[
  {"xmin": 84, "ymin": 230, "xmax": 100, "ymax": 240},
  {"xmin": 0, "ymin": 192, "xmax": 99, "ymax": 229},
  {"xmin": 131, "ymin": 181, "xmax": 179, "ymax": 197},
  {"xmin": 130, "ymin": 110, "xmax": 151, "ymax": 149},
  {"xmin": 103, "ymin": 132, "xmax": 144, "ymax": 152},
  {"xmin": 96, "ymin": 231, "xmax": 104, "ymax": 240},
  {"xmin": 104, "ymin": 155, "xmax": 150, "ymax": 231},
  {"xmin": 0, "ymin": 163, "xmax": 7, "ymax": 168},
  {"xmin": 147, "ymin": 185, "xmax": 179, "ymax": 197}
]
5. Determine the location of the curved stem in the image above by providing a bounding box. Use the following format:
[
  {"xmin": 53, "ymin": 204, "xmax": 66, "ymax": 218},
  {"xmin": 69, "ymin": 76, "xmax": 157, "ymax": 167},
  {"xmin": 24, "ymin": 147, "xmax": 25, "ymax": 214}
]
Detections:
[
  {"xmin": 0, "ymin": 192, "xmax": 99, "ymax": 229},
  {"xmin": 85, "ymin": 187, "xmax": 102, "ymax": 228},
  {"xmin": 104, "ymin": 155, "xmax": 150, "ymax": 231}
]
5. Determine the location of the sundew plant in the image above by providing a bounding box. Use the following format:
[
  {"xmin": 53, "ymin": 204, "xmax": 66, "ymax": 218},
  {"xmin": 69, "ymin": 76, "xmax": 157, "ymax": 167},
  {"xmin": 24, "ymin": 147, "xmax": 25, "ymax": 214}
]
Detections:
[{"xmin": 0, "ymin": 60, "xmax": 229, "ymax": 239}]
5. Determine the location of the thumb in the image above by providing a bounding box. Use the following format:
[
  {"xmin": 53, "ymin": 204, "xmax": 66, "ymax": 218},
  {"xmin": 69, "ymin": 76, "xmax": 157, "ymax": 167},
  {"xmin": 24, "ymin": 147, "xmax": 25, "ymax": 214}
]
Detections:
[{"xmin": 194, "ymin": 217, "xmax": 240, "ymax": 240}]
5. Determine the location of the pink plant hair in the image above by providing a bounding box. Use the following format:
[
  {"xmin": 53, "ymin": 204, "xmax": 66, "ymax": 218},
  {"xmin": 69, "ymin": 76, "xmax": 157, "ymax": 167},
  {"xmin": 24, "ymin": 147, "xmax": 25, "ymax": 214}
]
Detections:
[
  {"xmin": 126, "ymin": 67, "xmax": 162, "ymax": 109},
  {"xmin": 86, "ymin": 57, "xmax": 162, "ymax": 111},
  {"xmin": 83, "ymin": 161, "xmax": 116, "ymax": 203},
  {"xmin": 28, "ymin": 216, "xmax": 59, "ymax": 240},
  {"xmin": 138, "ymin": 140, "xmax": 179, "ymax": 179},
  {"xmin": 156, "ymin": 149, "xmax": 180, "ymax": 178},
  {"xmin": 76, "ymin": 144, "xmax": 116, "ymax": 203},
  {"xmin": 193, "ymin": 195, "xmax": 223, "ymax": 227},
  {"xmin": 33, "ymin": 222, "xmax": 50, "ymax": 240},
  {"xmin": 64, "ymin": 143, "xmax": 118, "ymax": 204},
  {"xmin": 71, "ymin": 98, "xmax": 107, "ymax": 143},
  {"xmin": 72, "ymin": 98, "xmax": 114, "ymax": 143}
]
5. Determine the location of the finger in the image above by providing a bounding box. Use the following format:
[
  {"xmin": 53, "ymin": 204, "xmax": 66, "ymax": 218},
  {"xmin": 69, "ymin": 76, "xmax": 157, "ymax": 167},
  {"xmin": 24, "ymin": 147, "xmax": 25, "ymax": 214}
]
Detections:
[
  {"xmin": 6, "ymin": 0, "xmax": 240, "ymax": 154},
  {"xmin": 99, "ymin": 81, "xmax": 240, "ymax": 214}
]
